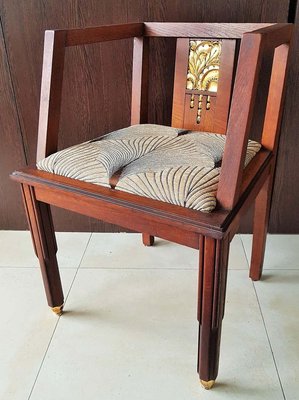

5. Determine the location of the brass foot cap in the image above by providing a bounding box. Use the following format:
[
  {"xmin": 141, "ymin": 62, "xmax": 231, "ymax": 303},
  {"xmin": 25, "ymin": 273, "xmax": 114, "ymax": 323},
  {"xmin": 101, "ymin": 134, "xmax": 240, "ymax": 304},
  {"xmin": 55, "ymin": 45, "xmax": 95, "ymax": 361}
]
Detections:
[
  {"xmin": 51, "ymin": 304, "xmax": 64, "ymax": 316},
  {"xmin": 200, "ymin": 379, "xmax": 215, "ymax": 390}
]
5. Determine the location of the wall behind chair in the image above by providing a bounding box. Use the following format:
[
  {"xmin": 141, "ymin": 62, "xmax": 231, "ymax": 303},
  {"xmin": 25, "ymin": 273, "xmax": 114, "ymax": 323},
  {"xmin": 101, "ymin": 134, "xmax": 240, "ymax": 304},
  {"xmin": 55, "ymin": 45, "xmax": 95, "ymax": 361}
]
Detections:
[{"xmin": 0, "ymin": 0, "xmax": 298, "ymax": 232}]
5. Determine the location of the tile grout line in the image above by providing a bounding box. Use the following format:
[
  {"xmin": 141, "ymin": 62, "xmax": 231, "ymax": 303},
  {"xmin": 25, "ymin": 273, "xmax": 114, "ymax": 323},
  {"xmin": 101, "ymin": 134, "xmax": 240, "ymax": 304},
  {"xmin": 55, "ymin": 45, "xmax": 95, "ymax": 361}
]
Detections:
[
  {"xmin": 62, "ymin": 232, "xmax": 93, "ymax": 305},
  {"xmin": 251, "ymin": 282, "xmax": 286, "ymax": 400},
  {"xmin": 239, "ymin": 235, "xmax": 250, "ymax": 269},
  {"xmin": 72, "ymin": 267, "xmax": 299, "ymax": 270},
  {"xmin": 240, "ymin": 236, "xmax": 286, "ymax": 400},
  {"xmin": 27, "ymin": 315, "xmax": 60, "ymax": 400},
  {"xmin": 27, "ymin": 233, "xmax": 93, "ymax": 400}
]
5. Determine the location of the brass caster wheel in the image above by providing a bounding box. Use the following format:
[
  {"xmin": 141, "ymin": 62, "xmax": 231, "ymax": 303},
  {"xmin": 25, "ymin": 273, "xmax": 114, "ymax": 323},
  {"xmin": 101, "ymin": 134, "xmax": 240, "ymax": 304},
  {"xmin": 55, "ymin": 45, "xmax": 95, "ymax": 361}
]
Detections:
[
  {"xmin": 51, "ymin": 304, "xmax": 64, "ymax": 316},
  {"xmin": 200, "ymin": 379, "xmax": 215, "ymax": 390}
]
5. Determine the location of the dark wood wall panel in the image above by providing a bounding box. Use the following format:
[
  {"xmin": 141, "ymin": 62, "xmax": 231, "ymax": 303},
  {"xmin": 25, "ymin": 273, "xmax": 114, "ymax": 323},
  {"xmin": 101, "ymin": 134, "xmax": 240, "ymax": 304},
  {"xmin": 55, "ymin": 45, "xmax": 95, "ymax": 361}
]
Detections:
[
  {"xmin": 1, "ymin": 0, "xmax": 298, "ymax": 233},
  {"xmin": 269, "ymin": 4, "xmax": 299, "ymax": 233},
  {"xmin": 0, "ymin": 19, "xmax": 27, "ymax": 229}
]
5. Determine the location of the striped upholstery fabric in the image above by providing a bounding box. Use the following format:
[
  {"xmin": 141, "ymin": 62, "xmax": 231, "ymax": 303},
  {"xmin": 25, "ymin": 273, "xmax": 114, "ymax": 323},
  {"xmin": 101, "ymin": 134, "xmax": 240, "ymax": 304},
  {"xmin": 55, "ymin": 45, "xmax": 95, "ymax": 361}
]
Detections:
[{"xmin": 37, "ymin": 124, "xmax": 261, "ymax": 212}]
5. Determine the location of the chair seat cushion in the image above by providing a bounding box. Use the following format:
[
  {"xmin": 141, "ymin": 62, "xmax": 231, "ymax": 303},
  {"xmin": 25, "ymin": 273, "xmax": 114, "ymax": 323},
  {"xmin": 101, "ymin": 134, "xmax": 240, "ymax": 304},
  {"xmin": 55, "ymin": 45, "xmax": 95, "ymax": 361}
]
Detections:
[{"xmin": 37, "ymin": 124, "xmax": 261, "ymax": 212}]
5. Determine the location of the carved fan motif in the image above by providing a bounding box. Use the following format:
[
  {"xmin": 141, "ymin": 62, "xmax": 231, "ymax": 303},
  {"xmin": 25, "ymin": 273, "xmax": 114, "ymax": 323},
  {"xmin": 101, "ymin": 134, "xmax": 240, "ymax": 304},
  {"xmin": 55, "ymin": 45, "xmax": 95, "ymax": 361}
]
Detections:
[{"xmin": 186, "ymin": 40, "xmax": 222, "ymax": 92}]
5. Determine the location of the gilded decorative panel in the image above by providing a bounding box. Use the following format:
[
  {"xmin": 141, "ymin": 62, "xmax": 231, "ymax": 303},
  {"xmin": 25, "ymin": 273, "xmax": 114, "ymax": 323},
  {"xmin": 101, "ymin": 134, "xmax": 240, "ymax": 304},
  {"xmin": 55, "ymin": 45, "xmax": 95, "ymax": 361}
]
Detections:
[
  {"xmin": 186, "ymin": 40, "xmax": 222, "ymax": 124},
  {"xmin": 186, "ymin": 40, "xmax": 222, "ymax": 92}
]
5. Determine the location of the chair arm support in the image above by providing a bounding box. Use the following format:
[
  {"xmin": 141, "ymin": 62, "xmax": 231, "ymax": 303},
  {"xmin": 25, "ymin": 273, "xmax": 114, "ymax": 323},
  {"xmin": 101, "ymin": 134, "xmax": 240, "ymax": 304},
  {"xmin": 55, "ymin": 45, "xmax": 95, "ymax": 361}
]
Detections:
[{"xmin": 217, "ymin": 24, "xmax": 292, "ymax": 210}]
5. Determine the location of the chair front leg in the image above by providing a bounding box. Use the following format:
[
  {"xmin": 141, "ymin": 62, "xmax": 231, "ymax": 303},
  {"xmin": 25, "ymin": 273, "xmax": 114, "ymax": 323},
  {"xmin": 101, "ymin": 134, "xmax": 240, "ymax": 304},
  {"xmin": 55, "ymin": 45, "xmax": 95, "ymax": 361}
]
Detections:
[
  {"xmin": 21, "ymin": 184, "xmax": 64, "ymax": 315},
  {"xmin": 197, "ymin": 236, "xmax": 229, "ymax": 389}
]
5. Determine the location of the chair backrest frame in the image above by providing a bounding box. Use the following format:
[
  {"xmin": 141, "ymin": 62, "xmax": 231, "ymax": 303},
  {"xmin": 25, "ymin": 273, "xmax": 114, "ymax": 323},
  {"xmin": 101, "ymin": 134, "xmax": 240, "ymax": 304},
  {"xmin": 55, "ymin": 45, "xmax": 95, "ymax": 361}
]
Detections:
[{"xmin": 36, "ymin": 22, "xmax": 292, "ymax": 212}]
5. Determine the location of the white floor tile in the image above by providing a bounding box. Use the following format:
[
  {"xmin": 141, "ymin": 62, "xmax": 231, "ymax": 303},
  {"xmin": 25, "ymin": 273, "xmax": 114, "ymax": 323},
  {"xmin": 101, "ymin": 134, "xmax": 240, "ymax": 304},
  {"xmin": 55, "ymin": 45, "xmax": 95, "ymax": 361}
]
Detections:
[
  {"xmin": 0, "ymin": 231, "xmax": 91, "ymax": 268},
  {"xmin": 80, "ymin": 233, "xmax": 248, "ymax": 269},
  {"xmin": 254, "ymin": 271, "xmax": 299, "ymax": 400},
  {"xmin": 56, "ymin": 232, "xmax": 91, "ymax": 268},
  {"xmin": 29, "ymin": 269, "xmax": 282, "ymax": 400},
  {"xmin": 241, "ymin": 234, "xmax": 299, "ymax": 269},
  {"xmin": 0, "ymin": 268, "xmax": 76, "ymax": 400},
  {"xmin": 229, "ymin": 235, "xmax": 249, "ymax": 269},
  {"xmin": 0, "ymin": 231, "xmax": 38, "ymax": 267}
]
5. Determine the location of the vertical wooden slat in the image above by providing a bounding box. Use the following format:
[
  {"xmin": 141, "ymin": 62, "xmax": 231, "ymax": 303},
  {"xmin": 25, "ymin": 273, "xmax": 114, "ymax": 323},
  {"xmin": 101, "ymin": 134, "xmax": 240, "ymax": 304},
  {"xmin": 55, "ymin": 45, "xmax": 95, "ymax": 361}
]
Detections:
[
  {"xmin": 171, "ymin": 38, "xmax": 189, "ymax": 128},
  {"xmin": 36, "ymin": 30, "xmax": 66, "ymax": 162},
  {"xmin": 131, "ymin": 36, "xmax": 149, "ymax": 125},
  {"xmin": 213, "ymin": 40, "xmax": 236, "ymax": 133}
]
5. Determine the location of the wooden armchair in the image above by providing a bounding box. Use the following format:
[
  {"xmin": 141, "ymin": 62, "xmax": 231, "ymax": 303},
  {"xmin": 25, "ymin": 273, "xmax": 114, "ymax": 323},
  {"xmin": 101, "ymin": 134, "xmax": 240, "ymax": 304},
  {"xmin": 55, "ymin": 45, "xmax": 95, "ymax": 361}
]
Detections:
[{"xmin": 11, "ymin": 22, "xmax": 292, "ymax": 389}]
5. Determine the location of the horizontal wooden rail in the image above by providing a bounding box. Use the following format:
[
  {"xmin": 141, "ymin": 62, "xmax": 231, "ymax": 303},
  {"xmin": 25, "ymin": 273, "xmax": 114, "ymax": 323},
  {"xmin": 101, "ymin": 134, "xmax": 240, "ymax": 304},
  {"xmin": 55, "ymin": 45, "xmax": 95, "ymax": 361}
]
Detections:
[
  {"xmin": 62, "ymin": 22, "xmax": 144, "ymax": 46},
  {"xmin": 144, "ymin": 22, "xmax": 275, "ymax": 38}
]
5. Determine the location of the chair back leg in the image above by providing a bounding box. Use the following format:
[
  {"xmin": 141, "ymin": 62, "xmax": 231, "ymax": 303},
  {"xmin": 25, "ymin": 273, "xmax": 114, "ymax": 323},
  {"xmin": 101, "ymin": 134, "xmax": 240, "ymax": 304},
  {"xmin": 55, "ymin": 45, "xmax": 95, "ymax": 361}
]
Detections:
[
  {"xmin": 249, "ymin": 174, "xmax": 273, "ymax": 281},
  {"xmin": 142, "ymin": 233, "xmax": 155, "ymax": 246}
]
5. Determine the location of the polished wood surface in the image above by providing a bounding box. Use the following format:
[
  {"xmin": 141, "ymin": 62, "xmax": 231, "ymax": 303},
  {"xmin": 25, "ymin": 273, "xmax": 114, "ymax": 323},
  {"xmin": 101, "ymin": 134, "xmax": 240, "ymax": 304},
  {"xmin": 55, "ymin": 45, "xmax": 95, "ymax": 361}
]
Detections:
[{"xmin": 2, "ymin": 0, "xmax": 299, "ymax": 232}]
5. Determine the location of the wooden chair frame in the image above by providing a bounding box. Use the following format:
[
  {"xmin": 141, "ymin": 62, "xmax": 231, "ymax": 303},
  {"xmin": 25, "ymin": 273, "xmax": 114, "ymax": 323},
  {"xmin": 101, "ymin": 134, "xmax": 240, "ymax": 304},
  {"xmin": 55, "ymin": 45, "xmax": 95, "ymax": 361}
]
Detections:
[{"xmin": 11, "ymin": 22, "xmax": 292, "ymax": 389}]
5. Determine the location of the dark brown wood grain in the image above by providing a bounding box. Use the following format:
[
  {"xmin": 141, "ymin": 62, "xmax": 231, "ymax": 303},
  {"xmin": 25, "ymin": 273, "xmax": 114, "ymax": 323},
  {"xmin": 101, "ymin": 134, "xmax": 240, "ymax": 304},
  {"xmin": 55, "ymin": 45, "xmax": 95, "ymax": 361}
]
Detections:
[{"xmin": 0, "ymin": 18, "xmax": 27, "ymax": 229}]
